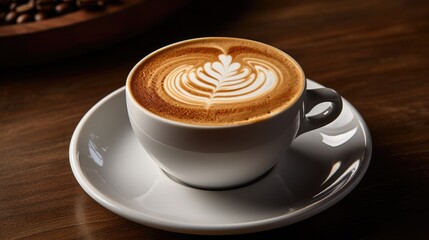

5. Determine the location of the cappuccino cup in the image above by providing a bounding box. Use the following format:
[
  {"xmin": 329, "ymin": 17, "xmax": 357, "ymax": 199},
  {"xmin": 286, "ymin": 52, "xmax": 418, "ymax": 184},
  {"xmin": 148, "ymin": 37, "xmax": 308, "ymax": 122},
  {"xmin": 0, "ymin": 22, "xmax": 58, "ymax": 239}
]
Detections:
[{"xmin": 126, "ymin": 37, "xmax": 342, "ymax": 189}]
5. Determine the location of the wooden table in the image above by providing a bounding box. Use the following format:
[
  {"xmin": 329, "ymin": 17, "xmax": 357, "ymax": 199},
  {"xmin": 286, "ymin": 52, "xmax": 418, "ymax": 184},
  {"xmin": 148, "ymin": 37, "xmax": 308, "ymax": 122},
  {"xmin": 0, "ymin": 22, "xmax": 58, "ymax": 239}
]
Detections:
[{"xmin": 1, "ymin": 0, "xmax": 428, "ymax": 238}]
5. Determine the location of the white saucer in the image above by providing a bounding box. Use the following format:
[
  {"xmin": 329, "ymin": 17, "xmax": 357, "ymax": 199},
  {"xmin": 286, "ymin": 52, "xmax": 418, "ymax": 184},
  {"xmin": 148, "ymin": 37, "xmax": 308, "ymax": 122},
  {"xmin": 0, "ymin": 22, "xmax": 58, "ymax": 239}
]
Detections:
[{"xmin": 69, "ymin": 79, "xmax": 371, "ymax": 235}]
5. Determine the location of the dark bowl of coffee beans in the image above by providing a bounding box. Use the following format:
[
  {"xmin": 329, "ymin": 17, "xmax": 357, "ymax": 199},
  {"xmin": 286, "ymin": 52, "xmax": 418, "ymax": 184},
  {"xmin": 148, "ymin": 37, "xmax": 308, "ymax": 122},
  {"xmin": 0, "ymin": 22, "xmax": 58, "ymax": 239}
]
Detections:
[
  {"xmin": 0, "ymin": 0, "xmax": 124, "ymax": 25},
  {"xmin": 0, "ymin": 0, "xmax": 189, "ymax": 68}
]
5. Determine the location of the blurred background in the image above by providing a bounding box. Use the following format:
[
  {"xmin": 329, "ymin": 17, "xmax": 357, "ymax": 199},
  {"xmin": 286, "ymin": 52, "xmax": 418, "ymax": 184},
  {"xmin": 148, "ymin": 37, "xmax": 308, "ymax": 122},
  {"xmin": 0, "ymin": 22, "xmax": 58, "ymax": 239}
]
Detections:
[{"xmin": 1, "ymin": 0, "xmax": 428, "ymax": 239}]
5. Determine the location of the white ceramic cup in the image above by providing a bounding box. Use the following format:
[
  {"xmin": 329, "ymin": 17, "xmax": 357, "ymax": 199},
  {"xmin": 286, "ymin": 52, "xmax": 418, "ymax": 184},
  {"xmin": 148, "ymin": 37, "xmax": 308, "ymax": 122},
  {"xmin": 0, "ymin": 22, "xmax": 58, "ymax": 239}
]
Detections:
[{"xmin": 126, "ymin": 38, "xmax": 343, "ymax": 189}]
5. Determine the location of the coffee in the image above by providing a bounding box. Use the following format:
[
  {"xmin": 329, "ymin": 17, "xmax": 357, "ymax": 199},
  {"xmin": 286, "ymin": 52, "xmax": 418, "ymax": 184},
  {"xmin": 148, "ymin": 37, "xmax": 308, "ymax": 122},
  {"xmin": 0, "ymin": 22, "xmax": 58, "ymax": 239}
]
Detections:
[{"xmin": 129, "ymin": 37, "xmax": 305, "ymax": 126}]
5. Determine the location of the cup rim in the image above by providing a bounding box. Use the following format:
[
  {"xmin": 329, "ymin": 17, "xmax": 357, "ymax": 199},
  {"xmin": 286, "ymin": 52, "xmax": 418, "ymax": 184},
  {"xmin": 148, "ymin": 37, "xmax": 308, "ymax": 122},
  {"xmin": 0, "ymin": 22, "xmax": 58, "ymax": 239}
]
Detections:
[{"xmin": 126, "ymin": 36, "xmax": 306, "ymax": 129}]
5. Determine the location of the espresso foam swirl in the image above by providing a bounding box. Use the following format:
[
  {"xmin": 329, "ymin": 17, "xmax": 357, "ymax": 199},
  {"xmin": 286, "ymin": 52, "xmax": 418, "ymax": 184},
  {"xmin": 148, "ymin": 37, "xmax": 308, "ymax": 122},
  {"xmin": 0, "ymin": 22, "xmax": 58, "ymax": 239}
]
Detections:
[
  {"xmin": 130, "ymin": 37, "xmax": 305, "ymax": 125},
  {"xmin": 163, "ymin": 54, "xmax": 279, "ymax": 108}
]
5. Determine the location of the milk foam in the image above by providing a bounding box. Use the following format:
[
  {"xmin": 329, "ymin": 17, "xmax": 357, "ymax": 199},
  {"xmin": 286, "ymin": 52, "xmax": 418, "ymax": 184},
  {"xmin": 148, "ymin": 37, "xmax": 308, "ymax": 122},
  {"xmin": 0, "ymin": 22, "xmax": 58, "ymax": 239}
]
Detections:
[
  {"xmin": 163, "ymin": 54, "xmax": 278, "ymax": 108},
  {"xmin": 130, "ymin": 38, "xmax": 304, "ymax": 125}
]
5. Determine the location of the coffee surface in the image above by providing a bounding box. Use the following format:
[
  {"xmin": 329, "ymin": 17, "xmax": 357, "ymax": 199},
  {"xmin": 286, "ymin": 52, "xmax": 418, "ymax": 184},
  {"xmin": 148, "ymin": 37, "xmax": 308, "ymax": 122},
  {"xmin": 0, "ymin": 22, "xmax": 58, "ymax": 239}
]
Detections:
[{"xmin": 130, "ymin": 38, "xmax": 304, "ymax": 126}]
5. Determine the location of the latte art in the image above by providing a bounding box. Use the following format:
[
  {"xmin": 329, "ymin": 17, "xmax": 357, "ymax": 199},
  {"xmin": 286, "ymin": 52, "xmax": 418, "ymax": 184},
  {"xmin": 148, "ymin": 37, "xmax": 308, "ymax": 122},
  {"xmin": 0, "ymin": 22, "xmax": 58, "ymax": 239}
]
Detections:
[
  {"xmin": 129, "ymin": 37, "xmax": 304, "ymax": 125},
  {"xmin": 163, "ymin": 54, "xmax": 279, "ymax": 108}
]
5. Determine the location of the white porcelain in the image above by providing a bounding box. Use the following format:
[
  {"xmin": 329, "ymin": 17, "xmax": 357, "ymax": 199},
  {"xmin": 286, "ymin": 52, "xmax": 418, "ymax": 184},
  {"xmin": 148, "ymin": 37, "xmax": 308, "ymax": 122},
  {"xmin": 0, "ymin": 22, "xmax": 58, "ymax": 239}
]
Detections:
[
  {"xmin": 69, "ymin": 79, "xmax": 371, "ymax": 235},
  {"xmin": 126, "ymin": 38, "xmax": 343, "ymax": 189}
]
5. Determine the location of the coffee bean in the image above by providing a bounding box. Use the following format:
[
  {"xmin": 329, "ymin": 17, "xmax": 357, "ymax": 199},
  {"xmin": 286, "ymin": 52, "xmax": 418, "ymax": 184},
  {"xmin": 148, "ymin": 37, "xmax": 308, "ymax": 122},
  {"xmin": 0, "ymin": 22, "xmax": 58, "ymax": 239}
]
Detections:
[
  {"xmin": 76, "ymin": 0, "xmax": 95, "ymax": 9},
  {"xmin": 4, "ymin": 10, "xmax": 17, "ymax": 23},
  {"xmin": 34, "ymin": 11, "xmax": 47, "ymax": 20},
  {"xmin": 15, "ymin": 0, "xmax": 33, "ymax": 5},
  {"xmin": 16, "ymin": 12, "xmax": 32, "ymax": 23},
  {"xmin": 55, "ymin": 2, "xmax": 73, "ymax": 14},
  {"xmin": 36, "ymin": 0, "xmax": 57, "ymax": 5},
  {"xmin": 36, "ymin": 0, "xmax": 56, "ymax": 12},
  {"xmin": 2, "ymin": 0, "xmax": 122, "ymax": 24},
  {"xmin": 77, "ymin": 0, "xmax": 105, "ymax": 9},
  {"xmin": 36, "ymin": 4, "xmax": 53, "ymax": 12},
  {"xmin": 16, "ymin": 2, "xmax": 34, "ymax": 14},
  {"xmin": 9, "ymin": 2, "xmax": 17, "ymax": 10}
]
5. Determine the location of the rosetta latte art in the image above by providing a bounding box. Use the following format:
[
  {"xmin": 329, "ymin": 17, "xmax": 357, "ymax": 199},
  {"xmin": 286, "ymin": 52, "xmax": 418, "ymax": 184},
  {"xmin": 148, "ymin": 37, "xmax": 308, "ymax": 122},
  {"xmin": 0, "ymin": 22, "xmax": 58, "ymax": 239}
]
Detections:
[{"xmin": 163, "ymin": 54, "xmax": 279, "ymax": 108}]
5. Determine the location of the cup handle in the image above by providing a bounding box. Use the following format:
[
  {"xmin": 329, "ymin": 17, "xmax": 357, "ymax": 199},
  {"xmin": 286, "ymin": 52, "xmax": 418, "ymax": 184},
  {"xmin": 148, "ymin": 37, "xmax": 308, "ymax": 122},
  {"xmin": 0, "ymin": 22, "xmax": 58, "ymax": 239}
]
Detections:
[{"xmin": 296, "ymin": 88, "xmax": 343, "ymax": 136}]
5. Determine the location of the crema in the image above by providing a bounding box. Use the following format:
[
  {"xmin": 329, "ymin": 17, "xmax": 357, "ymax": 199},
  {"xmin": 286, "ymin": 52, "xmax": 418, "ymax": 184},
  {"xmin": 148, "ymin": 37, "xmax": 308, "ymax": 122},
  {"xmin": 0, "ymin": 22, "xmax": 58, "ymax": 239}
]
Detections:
[{"xmin": 129, "ymin": 37, "xmax": 305, "ymax": 126}]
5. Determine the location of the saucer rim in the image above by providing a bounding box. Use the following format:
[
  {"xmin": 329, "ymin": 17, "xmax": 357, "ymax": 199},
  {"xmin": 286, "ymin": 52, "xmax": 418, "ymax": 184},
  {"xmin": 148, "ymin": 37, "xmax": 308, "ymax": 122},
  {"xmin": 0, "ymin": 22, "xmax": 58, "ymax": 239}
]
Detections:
[{"xmin": 69, "ymin": 80, "xmax": 372, "ymax": 235}]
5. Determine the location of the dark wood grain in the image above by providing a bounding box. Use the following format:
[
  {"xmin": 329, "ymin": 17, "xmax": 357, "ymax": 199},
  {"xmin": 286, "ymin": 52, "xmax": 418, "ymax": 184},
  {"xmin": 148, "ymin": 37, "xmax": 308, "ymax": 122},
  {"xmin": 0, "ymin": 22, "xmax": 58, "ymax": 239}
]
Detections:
[{"xmin": 1, "ymin": 0, "xmax": 428, "ymax": 239}]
